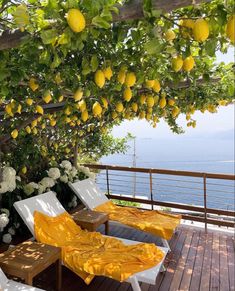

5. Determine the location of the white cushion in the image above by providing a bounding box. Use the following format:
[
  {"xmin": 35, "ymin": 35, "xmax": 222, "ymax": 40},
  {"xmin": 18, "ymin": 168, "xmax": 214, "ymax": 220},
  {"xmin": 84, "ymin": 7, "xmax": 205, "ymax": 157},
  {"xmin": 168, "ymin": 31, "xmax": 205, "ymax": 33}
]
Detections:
[
  {"xmin": 69, "ymin": 178, "xmax": 108, "ymax": 210},
  {"xmin": 0, "ymin": 268, "xmax": 9, "ymax": 289},
  {"xmin": 13, "ymin": 191, "xmax": 66, "ymax": 237}
]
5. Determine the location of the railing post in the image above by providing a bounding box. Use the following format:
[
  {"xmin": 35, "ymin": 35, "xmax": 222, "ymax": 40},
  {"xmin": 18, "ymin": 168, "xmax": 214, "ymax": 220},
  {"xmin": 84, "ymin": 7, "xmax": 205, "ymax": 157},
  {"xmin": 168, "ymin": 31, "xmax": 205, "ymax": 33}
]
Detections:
[
  {"xmin": 106, "ymin": 167, "xmax": 110, "ymax": 196},
  {"xmin": 203, "ymin": 173, "xmax": 207, "ymax": 232},
  {"xmin": 150, "ymin": 170, "xmax": 154, "ymax": 210}
]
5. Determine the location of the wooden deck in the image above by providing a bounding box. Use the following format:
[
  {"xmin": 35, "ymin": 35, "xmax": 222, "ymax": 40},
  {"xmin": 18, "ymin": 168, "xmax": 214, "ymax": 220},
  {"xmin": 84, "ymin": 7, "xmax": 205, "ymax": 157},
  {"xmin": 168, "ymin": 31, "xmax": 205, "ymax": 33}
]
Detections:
[{"xmin": 30, "ymin": 223, "xmax": 234, "ymax": 291}]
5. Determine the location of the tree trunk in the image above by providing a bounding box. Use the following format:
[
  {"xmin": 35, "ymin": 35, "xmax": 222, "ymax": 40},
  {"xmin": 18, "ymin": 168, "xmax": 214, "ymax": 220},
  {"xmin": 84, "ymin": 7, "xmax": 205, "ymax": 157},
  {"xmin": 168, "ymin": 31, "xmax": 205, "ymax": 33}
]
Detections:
[{"xmin": 0, "ymin": 0, "xmax": 210, "ymax": 50}]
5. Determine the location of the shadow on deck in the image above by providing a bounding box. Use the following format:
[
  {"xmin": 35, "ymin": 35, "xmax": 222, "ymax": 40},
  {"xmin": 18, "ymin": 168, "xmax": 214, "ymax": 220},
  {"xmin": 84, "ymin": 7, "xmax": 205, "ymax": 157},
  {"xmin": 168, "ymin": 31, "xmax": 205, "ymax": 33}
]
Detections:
[{"xmin": 33, "ymin": 223, "xmax": 234, "ymax": 291}]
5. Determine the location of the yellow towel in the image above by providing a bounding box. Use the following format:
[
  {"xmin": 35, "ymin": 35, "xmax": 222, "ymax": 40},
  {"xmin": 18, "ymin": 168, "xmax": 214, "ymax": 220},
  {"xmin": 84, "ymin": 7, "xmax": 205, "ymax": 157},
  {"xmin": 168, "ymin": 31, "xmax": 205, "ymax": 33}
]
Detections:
[
  {"xmin": 34, "ymin": 211, "xmax": 164, "ymax": 284},
  {"xmin": 94, "ymin": 201, "xmax": 181, "ymax": 240}
]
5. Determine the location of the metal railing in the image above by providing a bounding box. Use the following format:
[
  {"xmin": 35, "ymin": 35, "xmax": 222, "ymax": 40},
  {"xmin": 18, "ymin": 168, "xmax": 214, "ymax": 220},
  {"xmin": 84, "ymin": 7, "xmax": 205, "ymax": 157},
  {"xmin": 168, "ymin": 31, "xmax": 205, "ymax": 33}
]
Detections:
[{"xmin": 84, "ymin": 164, "xmax": 235, "ymax": 230}]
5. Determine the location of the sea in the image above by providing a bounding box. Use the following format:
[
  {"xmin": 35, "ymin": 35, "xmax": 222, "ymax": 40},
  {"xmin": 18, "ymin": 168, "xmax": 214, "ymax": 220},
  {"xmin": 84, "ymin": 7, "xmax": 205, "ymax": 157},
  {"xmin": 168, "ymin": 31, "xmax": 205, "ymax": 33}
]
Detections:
[{"xmin": 97, "ymin": 136, "xmax": 235, "ymax": 211}]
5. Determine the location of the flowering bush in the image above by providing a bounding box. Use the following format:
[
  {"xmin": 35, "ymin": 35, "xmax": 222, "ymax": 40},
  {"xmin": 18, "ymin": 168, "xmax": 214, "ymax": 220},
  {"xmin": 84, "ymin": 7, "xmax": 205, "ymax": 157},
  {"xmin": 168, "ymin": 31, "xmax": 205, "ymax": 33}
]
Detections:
[{"xmin": 0, "ymin": 160, "xmax": 95, "ymax": 244}]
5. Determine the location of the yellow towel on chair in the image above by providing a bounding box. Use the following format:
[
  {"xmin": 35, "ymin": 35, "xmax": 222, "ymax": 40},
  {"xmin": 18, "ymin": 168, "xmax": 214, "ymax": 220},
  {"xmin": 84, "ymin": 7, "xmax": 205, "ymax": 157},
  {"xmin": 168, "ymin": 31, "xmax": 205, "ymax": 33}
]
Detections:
[
  {"xmin": 94, "ymin": 201, "xmax": 181, "ymax": 240},
  {"xmin": 34, "ymin": 211, "xmax": 164, "ymax": 284}
]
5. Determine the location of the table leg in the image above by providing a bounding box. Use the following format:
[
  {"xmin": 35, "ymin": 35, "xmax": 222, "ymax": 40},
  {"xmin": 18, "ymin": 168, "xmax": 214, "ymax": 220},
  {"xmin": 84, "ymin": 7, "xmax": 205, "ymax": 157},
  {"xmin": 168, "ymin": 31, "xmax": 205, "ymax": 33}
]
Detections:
[
  {"xmin": 105, "ymin": 221, "xmax": 109, "ymax": 235},
  {"xmin": 25, "ymin": 274, "xmax": 33, "ymax": 286},
  {"xmin": 55, "ymin": 259, "xmax": 62, "ymax": 291}
]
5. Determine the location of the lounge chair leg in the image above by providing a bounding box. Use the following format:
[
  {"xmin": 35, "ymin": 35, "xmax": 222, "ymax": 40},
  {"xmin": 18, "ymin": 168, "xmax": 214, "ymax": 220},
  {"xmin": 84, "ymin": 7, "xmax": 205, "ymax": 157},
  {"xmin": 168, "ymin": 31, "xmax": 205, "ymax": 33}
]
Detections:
[
  {"xmin": 128, "ymin": 276, "xmax": 142, "ymax": 291},
  {"xmin": 162, "ymin": 239, "xmax": 171, "ymax": 252}
]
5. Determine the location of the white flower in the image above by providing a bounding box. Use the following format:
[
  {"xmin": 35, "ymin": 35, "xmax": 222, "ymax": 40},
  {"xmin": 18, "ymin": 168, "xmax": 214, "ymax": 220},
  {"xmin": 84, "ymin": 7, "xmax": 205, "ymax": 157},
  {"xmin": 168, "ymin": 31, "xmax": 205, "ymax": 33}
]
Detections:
[
  {"xmin": 1, "ymin": 208, "xmax": 10, "ymax": 217},
  {"xmin": 0, "ymin": 214, "xmax": 9, "ymax": 228},
  {"xmin": 60, "ymin": 175, "xmax": 68, "ymax": 183},
  {"xmin": 48, "ymin": 168, "xmax": 61, "ymax": 180},
  {"xmin": 16, "ymin": 176, "xmax": 21, "ymax": 181},
  {"xmin": 23, "ymin": 184, "xmax": 35, "ymax": 196},
  {"xmin": 0, "ymin": 182, "xmax": 9, "ymax": 194},
  {"xmin": 88, "ymin": 172, "xmax": 96, "ymax": 179},
  {"xmin": 28, "ymin": 182, "xmax": 39, "ymax": 189},
  {"xmin": 40, "ymin": 177, "xmax": 55, "ymax": 189},
  {"xmin": 8, "ymin": 227, "xmax": 15, "ymax": 236},
  {"xmin": 2, "ymin": 167, "xmax": 16, "ymax": 181},
  {"xmin": 38, "ymin": 184, "xmax": 46, "ymax": 194},
  {"xmin": 70, "ymin": 167, "xmax": 78, "ymax": 178},
  {"xmin": 7, "ymin": 179, "xmax": 16, "ymax": 192},
  {"xmin": 2, "ymin": 233, "xmax": 12, "ymax": 244},
  {"xmin": 60, "ymin": 160, "xmax": 72, "ymax": 170}
]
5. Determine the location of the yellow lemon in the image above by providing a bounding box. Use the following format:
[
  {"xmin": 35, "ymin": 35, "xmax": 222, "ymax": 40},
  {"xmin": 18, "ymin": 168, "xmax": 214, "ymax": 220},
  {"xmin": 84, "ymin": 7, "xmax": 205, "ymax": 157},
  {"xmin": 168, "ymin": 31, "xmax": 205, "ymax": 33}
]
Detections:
[
  {"xmin": 145, "ymin": 80, "xmax": 155, "ymax": 88},
  {"xmin": 182, "ymin": 19, "xmax": 195, "ymax": 29},
  {"xmin": 139, "ymin": 94, "xmax": 146, "ymax": 105},
  {"xmin": 183, "ymin": 56, "xmax": 195, "ymax": 72},
  {"xmin": 172, "ymin": 56, "xmax": 183, "ymax": 72},
  {"xmin": 17, "ymin": 104, "xmax": 22, "ymax": 114},
  {"xmin": 139, "ymin": 111, "xmax": 146, "ymax": 119},
  {"xmin": 78, "ymin": 100, "xmax": 86, "ymax": 112},
  {"xmin": 131, "ymin": 102, "xmax": 138, "ymax": 112},
  {"xmin": 43, "ymin": 91, "xmax": 52, "ymax": 104},
  {"xmin": 218, "ymin": 100, "xmax": 227, "ymax": 106},
  {"xmin": 26, "ymin": 98, "xmax": 33, "ymax": 106},
  {"xmin": 168, "ymin": 99, "xmax": 175, "ymax": 106},
  {"xmin": 125, "ymin": 72, "xmax": 136, "ymax": 87},
  {"xmin": 153, "ymin": 115, "xmax": 158, "ymax": 123},
  {"xmin": 164, "ymin": 29, "xmax": 176, "ymax": 41},
  {"xmin": 31, "ymin": 119, "xmax": 37, "ymax": 128},
  {"xmin": 81, "ymin": 110, "xmax": 89, "ymax": 122},
  {"xmin": 64, "ymin": 107, "xmax": 72, "ymax": 115},
  {"xmin": 172, "ymin": 106, "xmax": 180, "ymax": 117},
  {"xmin": 41, "ymin": 123, "xmax": 46, "ymax": 129},
  {"xmin": 50, "ymin": 119, "xmax": 56, "ymax": 126},
  {"xmin": 92, "ymin": 102, "xmax": 102, "ymax": 117},
  {"xmin": 186, "ymin": 113, "xmax": 191, "ymax": 121},
  {"xmin": 36, "ymin": 105, "xmax": 44, "ymax": 115},
  {"xmin": 21, "ymin": 166, "xmax": 27, "ymax": 174},
  {"xmin": 65, "ymin": 147, "xmax": 70, "ymax": 153},
  {"xmin": 146, "ymin": 96, "xmax": 155, "ymax": 108},
  {"xmin": 55, "ymin": 72, "xmax": 62, "ymax": 84},
  {"xmin": 159, "ymin": 97, "xmax": 167, "ymax": 109},
  {"xmin": 117, "ymin": 70, "xmax": 126, "ymax": 84},
  {"xmin": 11, "ymin": 129, "xmax": 18, "ymax": 139},
  {"xmin": 193, "ymin": 19, "xmax": 209, "ymax": 42},
  {"xmin": 58, "ymin": 95, "xmax": 64, "ymax": 102},
  {"xmin": 123, "ymin": 88, "xmax": 132, "ymax": 102},
  {"xmin": 74, "ymin": 89, "xmax": 83, "ymax": 101},
  {"xmin": 112, "ymin": 111, "xmax": 118, "ymax": 119},
  {"xmin": 25, "ymin": 126, "xmax": 31, "ymax": 134},
  {"xmin": 95, "ymin": 70, "xmax": 105, "ymax": 88},
  {"xmin": 103, "ymin": 67, "xmax": 113, "ymax": 80},
  {"xmin": 152, "ymin": 80, "xmax": 161, "ymax": 93},
  {"xmin": 29, "ymin": 78, "xmax": 39, "ymax": 91},
  {"xmin": 5, "ymin": 104, "xmax": 13, "ymax": 116},
  {"xmin": 67, "ymin": 9, "xmax": 86, "ymax": 33},
  {"xmin": 226, "ymin": 15, "xmax": 235, "ymax": 44},
  {"xmin": 115, "ymin": 102, "xmax": 124, "ymax": 113},
  {"xmin": 101, "ymin": 97, "xmax": 108, "ymax": 109}
]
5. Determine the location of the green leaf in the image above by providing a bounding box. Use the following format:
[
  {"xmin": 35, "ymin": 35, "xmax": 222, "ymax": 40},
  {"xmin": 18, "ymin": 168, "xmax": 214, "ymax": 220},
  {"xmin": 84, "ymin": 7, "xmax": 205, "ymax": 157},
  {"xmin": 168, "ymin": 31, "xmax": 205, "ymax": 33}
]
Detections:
[
  {"xmin": 39, "ymin": 50, "xmax": 51, "ymax": 64},
  {"xmin": 92, "ymin": 16, "xmax": 110, "ymax": 29},
  {"xmin": 40, "ymin": 29, "xmax": 57, "ymax": 44},
  {"xmin": 50, "ymin": 53, "xmax": 61, "ymax": 69},
  {"xmin": 205, "ymin": 39, "xmax": 217, "ymax": 57},
  {"xmin": 91, "ymin": 55, "xmax": 99, "ymax": 72},
  {"xmin": 144, "ymin": 39, "xmax": 163, "ymax": 55}
]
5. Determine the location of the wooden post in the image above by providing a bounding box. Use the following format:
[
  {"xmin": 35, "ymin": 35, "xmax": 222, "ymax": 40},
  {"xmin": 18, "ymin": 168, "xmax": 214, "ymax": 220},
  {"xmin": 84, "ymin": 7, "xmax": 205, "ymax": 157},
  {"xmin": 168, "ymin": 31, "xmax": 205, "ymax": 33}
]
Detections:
[
  {"xmin": 150, "ymin": 170, "xmax": 154, "ymax": 210},
  {"xmin": 106, "ymin": 167, "xmax": 110, "ymax": 195},
  {"xmin": 203, "ymin": 174, "xmax": 207, "ymax": 232}
]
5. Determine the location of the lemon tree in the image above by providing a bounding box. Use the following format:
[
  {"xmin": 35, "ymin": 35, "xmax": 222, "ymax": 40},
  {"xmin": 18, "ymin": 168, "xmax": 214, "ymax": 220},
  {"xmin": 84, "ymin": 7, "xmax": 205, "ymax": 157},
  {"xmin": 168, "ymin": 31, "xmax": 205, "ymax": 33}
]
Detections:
[{"xmin": 0, "ymin": 0, "xmax": 234, "ymax": 169}]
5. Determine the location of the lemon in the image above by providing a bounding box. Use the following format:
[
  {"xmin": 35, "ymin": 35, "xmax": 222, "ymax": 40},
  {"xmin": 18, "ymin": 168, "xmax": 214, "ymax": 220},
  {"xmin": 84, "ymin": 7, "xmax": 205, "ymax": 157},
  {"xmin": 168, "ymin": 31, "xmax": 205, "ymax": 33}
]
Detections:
[
  {"xmin": 152, "ymin": 80, "xmax": 161, "ymax": 93},
  {"xmin": 78, "ymin": 100, "xmax": 86, "ymax": 112},
  {"xmin": 67, "ymin": 9, "xmax": 86, "ymax": 33},
  {"xmin": 93, "ymin": 102, "xmax": 102, "ymax": 117},
  {"xmin": 186, "ymin": 113, "xmax": 191, "ymax": 121},
  {"xmin": 36, "ymin": 105, "xmax": 44, "ymax": 115},
  {"xmin": 172, "ymin": 106, "xmax": 180, "ymax": 117},
  {"xmin": 115, "ymin": 102, "xmax": 124, "ymax": 113},
  {"xmin": 125, "ymin": 72, "xmax": 136, "ymax": 87},
  {"xmin": 25, "ymin": 126, "xmax": 31, "ymax": 134},
  {"xmin": 147, "ymin": 107, "xmax": 153, "ymax": 113},
  {"xmin": 218, "ymin": 100, "xmax": 227, "ymax": 106},
  {"xmin": 81, "ymin": 110, "xmax": 89, "ymax": 122},
  {"xmin": 226, "ymin": 15, "xmax": 235, "ymax": 44},
  {"xmin": 101, "ymin": 97, "xmax": 108, "ymax": 109},
  {"xmin": 146, "ymin": 96, "xmax": 155, "ymax": 108},
  {"xmin": 5, "ymin": 104, "xmax": 13, "ymax": 116},
  {"xmin": 13, "ymin": 4, "xmax": 29, "ymax": 30},
  {"xmin": 193, "ymin": 19, "xmax": 209, "ymax": 42},
  {"xmin": 58, "ymin": 95, "xmax": 64, "ymax": 102},
  {"xmin": 43, "ymin": 91, "xmax": 52, "ymax": 104},
  {"xmin": 117, "ymin": 70, "xmax": 126, "ymax": 84},
  {"xmin": 50, "ymin": 119, "xmax": 56, "ymax": 126},
  {"xmin": 55, "ymin": 72, "xmax": 62, "ymax": 84},
  {"xmin": 183, "ymin": 56, "xmax": 195, "ymax": 72},
  {"xmin": 123, "ymin": 88, "xmax": 132, "ymax": 102},
  {"xmin": 29, "ymin": 78, "xmax": 39, "ymax": 91},
  {"xmin": 64, "ymin": 107, "xmax": 72, "ymax": 115},
  {"xmin": 95, "ymin": 70, "xmax": 105, "ymax": 88},
  {"xmin": 139, "ymin": 111, "xmax": 145, "ymax": 119},
  {"xmin": 11, "ymin": 129, "xmax": 18, "ymax": 139},
  {"xmin": 26, "ymin": 98, "xmax": 33, "ymax": 106},
  {"xmin": 17, "ymin": 104, "xmax": 22, "ymax": 114},
  {"xmin": 65, "ymin": 117, "xmax": 71, "ymax": 123},
  {"xmin": 146, "ymin": 113, "xmax": 152, "ymax": 121},
  {"xmin": 168, "ymin": 99, "xmax": 175, "ymax": 106},
  {"xmin": 112, "ymin": 111, "xmax": 118, "ymax": 119},
  {"xmin": 21, "ymin": 166, "xmax": 27, "ymax": 174},
  {"xmin": 31, "ymin": 119, "xmax": 37, "ymax": 128},
  {"xmin": 164, "ymin": 29, "xmax": 176, "ymax": 41},
  {"xmin": 65, "ymin": 148, "xmax": 70, "ymax": 154},
  {"xmin": 182, "ymin": 19, "xmax": 194, "ymax": 29},
  {"xmin": 159, "ymin": 97, "xmax": 166, "ymax": 109},
  {"xmin": 145, "ymin": 80, "xmax": 155, "ymax": 88},
  {"xmin": 131, "ymin": 102, "xmax": 138, "ymax": 112},
  {"xmin": 74, "ymin": 89, "xmax": 83, "ymax": 102},
  {"xmin": 103, "ymin": 67, "xmax": 113, "ymax": 80},
  {"xmin": 172, "ymin": 56, "xmax": 183, "ymax": 72},
  {"xmin": 139, "ymin": 95, "xmax": 146, "ymax": 105},
  {"xmin": 192, "ymin": 121, "xmax": 196, "ymax": 128},
  {"xmin": 153, "ymin": 115, "xmax": 158, "ymax": 123}
]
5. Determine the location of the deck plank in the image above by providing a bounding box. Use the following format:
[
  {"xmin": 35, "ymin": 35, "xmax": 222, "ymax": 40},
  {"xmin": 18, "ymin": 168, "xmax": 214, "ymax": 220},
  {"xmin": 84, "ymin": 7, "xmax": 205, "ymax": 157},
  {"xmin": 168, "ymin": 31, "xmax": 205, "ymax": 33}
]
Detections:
[
  {"xmin": 210, "ymin": 233, "xmax": 220, "ymax": 291},
  {"xmin": 219, "ymin": 235, "xmax": 230, "ymax": 291},
  {"xmin": 200, "ymin": 232, "xmax": 213, "ymax": 291},
  {"xmin": 227, "ymin": 236, "xmax": 235, "ymax": 291}
]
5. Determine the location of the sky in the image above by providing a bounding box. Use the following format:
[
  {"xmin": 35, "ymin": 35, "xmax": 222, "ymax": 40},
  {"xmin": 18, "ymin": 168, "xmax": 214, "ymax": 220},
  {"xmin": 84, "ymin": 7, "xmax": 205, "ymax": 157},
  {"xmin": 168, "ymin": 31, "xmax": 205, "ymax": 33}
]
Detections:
[{"xmin": 112, "ymin": 47, "xmax": 234, "ymax": 140}]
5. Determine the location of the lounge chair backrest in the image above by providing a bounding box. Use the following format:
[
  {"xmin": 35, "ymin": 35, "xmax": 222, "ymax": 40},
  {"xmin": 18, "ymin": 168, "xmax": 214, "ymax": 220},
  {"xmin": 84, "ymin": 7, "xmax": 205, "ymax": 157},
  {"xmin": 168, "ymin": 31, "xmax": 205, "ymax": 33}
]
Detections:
[
  {"xmin": 14, "ymin": 192, "xmax": 66, "ymax": 237},
  {"xmin": 69, "ymin": 178, "xmax": 108, "ymax": 210}
]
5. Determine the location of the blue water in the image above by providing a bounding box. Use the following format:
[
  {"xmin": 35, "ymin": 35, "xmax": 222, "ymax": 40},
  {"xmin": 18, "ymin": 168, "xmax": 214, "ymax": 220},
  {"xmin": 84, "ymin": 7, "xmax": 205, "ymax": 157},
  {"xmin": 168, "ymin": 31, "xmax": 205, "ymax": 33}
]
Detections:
[{"xmin": 98, "ymin": 137, "xmax": 235, "ymax": 210}]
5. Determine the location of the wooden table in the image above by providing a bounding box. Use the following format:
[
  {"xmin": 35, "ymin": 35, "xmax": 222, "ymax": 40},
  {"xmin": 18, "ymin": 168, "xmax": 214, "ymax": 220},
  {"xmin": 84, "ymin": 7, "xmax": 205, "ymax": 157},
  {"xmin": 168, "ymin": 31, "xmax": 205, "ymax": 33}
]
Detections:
[
  {"xmin": 0, "ymin": 240, "xmax": 61, "ymax": 290},
  {"xmin": 72, "ymin": 209, "xmax": 109, "ymax": 234}
]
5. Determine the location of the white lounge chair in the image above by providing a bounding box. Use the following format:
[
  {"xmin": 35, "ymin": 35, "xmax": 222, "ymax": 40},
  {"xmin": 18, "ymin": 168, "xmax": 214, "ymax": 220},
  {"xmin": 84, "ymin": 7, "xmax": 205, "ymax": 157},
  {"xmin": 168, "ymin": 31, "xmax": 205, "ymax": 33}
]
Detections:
[
  {"xmin": 0, "ymin": 267, "xmax": 44, "ymax": 291},
  {"xmin": 13, "ymin": 192, "xmax": 168, "ymax": 291},
  {"xmin": 69, "ymin": 178, "xmax": 175, "ymax": 250}
]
